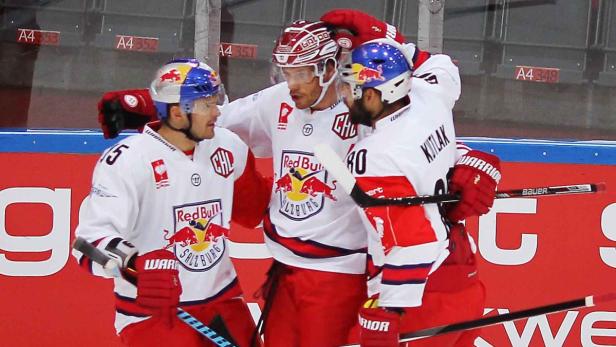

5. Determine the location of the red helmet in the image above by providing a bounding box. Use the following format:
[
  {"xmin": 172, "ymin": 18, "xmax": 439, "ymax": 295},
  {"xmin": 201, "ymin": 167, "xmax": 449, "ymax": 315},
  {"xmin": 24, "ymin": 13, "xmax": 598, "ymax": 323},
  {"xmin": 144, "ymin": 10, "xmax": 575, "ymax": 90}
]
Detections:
[{"xmin": 272, "ymin": 20, "xmax": 339, "ymax": 67}]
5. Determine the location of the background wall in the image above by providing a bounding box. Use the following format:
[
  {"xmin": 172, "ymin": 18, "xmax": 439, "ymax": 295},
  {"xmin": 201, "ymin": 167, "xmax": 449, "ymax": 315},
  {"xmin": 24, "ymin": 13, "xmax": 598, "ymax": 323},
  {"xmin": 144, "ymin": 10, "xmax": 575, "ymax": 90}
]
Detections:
[{"xmin": 1, "ymin": 132, "xmax": 615, "ymax": 347}]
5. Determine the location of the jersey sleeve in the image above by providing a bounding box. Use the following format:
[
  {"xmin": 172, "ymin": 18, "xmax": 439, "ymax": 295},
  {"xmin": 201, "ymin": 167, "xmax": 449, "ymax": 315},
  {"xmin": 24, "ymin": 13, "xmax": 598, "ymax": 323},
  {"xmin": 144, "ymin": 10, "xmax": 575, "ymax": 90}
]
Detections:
[
  {"xmin": 72, "ymin": 144, "xmax": 141, "ymax": 278},
  {"xmin": 456, "ymin": 141, "xmax": 472, "ymax": 160},
  {"xmin": 406, "ymin": 44, "xmax": 462, "ymax": 109},
  {"xmin": 217, "ymin": 86, "xmax": 276, "ymax": 158},
  {"xmin": 227, "ymin": 135, "xmax": 272, "ymax": 228},
  {"xmin": 355, "ymin": 151, "xmax": 442, "ymax": 308}
]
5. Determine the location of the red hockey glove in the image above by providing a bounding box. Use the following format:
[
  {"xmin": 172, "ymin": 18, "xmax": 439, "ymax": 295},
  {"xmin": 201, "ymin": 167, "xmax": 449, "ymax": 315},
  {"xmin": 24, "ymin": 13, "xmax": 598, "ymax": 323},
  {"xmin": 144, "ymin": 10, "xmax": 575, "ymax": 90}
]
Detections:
[
  {"xmin": 320, "ymin": 9, "xmax": 405, "ymax": 49},
  {"xmin": 447, "ymin": 150, "xmax": 501, "ymax": 222},
  {"xmin": 98, "ymin": 89, "xmax": 157, "ymax": 139},
  {"xmin": 134, "ymin": 249, "xmax": 182, "ymax": 328},
  {"xmin": 358, "ymin": 299, "xmax": 401, "ymax": 347}
]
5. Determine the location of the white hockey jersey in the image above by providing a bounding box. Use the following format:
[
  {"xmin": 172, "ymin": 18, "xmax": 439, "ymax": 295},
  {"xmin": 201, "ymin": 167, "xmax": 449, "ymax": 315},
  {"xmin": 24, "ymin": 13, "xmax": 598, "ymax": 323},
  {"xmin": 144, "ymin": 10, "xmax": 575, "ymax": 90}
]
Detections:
[
  {"xmin": 347, "ymin": 51, "xmax": 462, "ymax": 308},
  {"xmin": 73, "ymin": 123, "xmax": 264, "ymax": 333},
  {"xmin": 219, "ymin": 85, "xmax": 369, "ymax": 274}
]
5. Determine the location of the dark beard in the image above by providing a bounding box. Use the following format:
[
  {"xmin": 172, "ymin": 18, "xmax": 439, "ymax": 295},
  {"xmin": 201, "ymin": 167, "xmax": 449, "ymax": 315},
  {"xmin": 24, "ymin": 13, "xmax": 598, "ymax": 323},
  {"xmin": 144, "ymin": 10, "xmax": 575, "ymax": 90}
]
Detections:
[{"xmin": 349, "ymin": 99, "xmax": 373, "ymax": 127}]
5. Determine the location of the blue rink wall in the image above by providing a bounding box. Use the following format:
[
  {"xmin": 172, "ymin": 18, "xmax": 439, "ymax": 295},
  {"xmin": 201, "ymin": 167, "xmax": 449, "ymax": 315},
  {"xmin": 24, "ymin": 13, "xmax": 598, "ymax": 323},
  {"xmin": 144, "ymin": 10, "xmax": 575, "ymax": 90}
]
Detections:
[{"xmin": 1, "ymin": 129, "xmax": 616, "ymax": 165}]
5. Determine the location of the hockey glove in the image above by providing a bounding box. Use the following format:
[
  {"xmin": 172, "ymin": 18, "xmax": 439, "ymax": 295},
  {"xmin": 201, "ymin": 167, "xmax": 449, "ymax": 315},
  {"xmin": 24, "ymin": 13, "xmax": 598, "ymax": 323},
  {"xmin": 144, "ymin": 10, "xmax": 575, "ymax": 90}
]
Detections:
[
  {"xmin": 358, "ymin": 298, "xmax": 401, "ymax": 347},
  {"xmin": 98, "ymin": 89, "xmax": 157, "ymax": 139},
  {"xmin": 134, "ymin": 249, "xmax": 182, "ymax": 328},
  {"xmin": 320, "ymin": 9, "xmax": 405, "ymax": 49},
  {"xmin": 447, "ymin": 150, "xmax": 501, "ymax": 222}
]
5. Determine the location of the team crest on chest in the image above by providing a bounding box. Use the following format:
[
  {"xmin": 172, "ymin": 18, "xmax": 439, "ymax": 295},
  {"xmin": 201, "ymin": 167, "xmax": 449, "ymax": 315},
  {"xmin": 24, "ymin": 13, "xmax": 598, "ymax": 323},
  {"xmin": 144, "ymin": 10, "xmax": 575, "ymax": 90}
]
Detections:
[
  {"xmin": 278, "ymin": 102, "xmax": 293, "ymax": 130},
  {"xmin": 151, "ymin": 159, "xmax": 170, "ymax": 189},
  {"xmin": 274, "ymin": 150, "xmax": 337, "ymax": 220},
  {"xmin": 332, "ymin": 112, "xmax": 358, "ymax": 140},
  {"xmin": 210, "ymin": 147, "xmax": 234, "ymax": 178},
  {"xmin": 164, "ymin": 200, "xmax": 228, "ymax": 271}
]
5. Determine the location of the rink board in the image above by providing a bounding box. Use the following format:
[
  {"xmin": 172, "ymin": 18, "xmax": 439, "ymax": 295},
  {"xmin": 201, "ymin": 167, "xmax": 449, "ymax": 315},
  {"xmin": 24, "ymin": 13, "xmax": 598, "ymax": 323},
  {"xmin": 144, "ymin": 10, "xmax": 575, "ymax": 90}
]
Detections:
[{"xmin": 1, "ymin": 132, "xmax": 616, "ymax": 347}]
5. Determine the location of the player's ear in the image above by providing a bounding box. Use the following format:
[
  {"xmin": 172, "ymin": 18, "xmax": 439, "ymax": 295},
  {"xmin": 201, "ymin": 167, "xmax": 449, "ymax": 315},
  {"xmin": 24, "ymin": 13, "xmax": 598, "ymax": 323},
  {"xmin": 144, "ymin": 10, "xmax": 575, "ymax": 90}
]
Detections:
[
  {"xmin": 324, "ymin": 60, "xmax": 337, "ymax": 79},
  {"xmin": 168, "ymin": 104, "xmax": 183, "ymax": 119},
  {"xmin": 364, "ymin": 88, "xmax": 379, "ymax": 105}
]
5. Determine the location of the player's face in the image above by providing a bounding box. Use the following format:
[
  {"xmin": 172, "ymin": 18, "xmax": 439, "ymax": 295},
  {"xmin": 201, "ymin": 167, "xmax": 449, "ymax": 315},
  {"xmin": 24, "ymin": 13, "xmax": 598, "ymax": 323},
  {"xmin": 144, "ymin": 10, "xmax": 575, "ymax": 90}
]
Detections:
[
  {"xmin": 339, "ymin": 82, "xmax": 374, "ymax": 126},
  {"xmin": 189, "ymin": 95, "xmax": 220, "ymax": 139},
  {"xmin": 281, "ymin": 66, "xmax": 321, "ymax": 109},
  {"xmin": 348, "ymin": 96, "xmax": 374, "ymax": 127}
]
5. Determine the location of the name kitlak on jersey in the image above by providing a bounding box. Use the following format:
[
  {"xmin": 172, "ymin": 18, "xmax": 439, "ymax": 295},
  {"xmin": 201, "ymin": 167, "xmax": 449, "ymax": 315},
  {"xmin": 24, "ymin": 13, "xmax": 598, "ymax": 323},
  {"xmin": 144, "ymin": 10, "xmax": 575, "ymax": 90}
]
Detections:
[{"xmin": 420, "ymin": 124, "xmax": 450, "ymax": 163}]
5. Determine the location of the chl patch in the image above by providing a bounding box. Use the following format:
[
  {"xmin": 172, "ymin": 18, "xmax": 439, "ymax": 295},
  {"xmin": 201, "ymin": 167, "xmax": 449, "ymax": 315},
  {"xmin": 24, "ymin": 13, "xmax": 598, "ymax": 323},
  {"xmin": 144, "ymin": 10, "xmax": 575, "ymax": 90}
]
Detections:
[
  {"xmin": 210, "ymin": 147, "xmax": 234, "ymax": 178},
  {"xmin": 332, "ymin": 112, "xmax": 358, "ymax": 140}
]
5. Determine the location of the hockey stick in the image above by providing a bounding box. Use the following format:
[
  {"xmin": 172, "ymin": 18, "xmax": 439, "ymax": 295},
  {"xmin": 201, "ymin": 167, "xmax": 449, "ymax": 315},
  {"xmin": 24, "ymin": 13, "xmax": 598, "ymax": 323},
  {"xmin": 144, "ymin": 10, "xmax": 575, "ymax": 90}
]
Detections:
[
  {"xmin": 313, "ymin": 144, "xmax": 604, "ymax": 207},
  {"xmin": 72, "ymin": 237, "xmax": 237, "ymax": 347},
  {"xmin": 343, "ymin": 293, "xmax": 616, "ymax": 346}
]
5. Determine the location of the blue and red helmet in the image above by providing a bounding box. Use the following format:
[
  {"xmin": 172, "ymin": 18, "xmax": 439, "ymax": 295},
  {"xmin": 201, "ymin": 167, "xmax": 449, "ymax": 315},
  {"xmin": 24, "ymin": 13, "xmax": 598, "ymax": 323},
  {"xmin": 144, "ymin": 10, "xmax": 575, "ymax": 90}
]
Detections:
[
  {"xmin": 149, "ymin": 58, "xmax": 224, "ymax": 119},
  {"xmin": 339, "ymin": 39, "xmax": 413, "ymax": 103}
]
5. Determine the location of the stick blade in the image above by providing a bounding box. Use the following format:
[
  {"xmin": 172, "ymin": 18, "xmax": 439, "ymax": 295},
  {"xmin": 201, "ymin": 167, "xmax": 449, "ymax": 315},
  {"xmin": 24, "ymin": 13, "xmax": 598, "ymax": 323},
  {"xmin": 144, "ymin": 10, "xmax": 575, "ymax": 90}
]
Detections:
[{"xmin": 313, "ymin": 144, "xmax": 355, "ymax": 195}]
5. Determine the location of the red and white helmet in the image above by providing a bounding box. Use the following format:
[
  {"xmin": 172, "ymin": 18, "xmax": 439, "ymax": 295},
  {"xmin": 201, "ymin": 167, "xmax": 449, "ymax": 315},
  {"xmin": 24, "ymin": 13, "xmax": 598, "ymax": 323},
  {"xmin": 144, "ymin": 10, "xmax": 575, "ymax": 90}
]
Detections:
[
  {"xmin": 272, "ymin": 20, "xmax": 340, "ymax": 108},
  {"xmin": 272, "ymin": 20, "xmax": 339, "ymax": 68}
]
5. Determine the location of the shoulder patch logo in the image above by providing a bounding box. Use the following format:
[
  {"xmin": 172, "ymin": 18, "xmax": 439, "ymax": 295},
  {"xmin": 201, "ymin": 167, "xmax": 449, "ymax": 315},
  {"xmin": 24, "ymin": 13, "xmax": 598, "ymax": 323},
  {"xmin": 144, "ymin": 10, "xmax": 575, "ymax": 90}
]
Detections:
[
  {"xmin": 332, "ymin": 112, "xmax": 358, "ymax": 140},
  {"xmin": 151, "ymin": 159, "xmax": 169, "ymax": 189},
  {"xmin": 278, "ymin": 102, "xmax": 293, "ymax": 130},
  {"xmin": 210, "ymin": 147, "xmax": 234, "ymax": 178}
]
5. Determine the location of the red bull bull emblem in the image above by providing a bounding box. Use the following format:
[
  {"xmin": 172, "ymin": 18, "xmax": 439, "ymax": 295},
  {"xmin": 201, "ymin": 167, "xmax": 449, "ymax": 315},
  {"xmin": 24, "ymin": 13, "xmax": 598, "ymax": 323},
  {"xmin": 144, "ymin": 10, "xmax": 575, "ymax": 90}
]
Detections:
[
  {"xmin": 160, "ymin": 68, "xmax": 182, "ymax": 83},
  {"xmin": 165, "ymin": 200, "xmax": 227, "ymax": 270},
  {"xmin": 275, "ymin": 151, "xmax": 337, "ymax": 220},
  {"xmin": 352, "ymin": 63, "xmax": 385, "ymax": 84}
]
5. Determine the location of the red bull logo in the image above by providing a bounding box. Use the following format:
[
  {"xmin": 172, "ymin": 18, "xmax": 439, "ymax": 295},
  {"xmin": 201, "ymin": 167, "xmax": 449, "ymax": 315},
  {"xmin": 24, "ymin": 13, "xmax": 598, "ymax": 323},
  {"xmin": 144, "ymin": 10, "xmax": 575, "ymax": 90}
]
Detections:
[
  {"xmin": 298, "ymin": 174, "xmax": 337, "ymax": 201},
  {"xmin": 210, "ymin": 70, "xmax": 220, "ymax": 86},
  {"xmin": 160, "ymin": 68, "xmax": 181, "ymax": 83},
  {"xmin": 188, "ymin": 219, "xmax": 229, "ymax": 242},
  {"xmin": 274, "ymin": 173, "xmax": 293, "ymax": 194},
  {"xmin": 164, "ymin": 226, "xmax": 199, "ymax": 248},
  {"xmin": 168, "ymin": 201, "xmax": 226, "ymax": 270},
  {"xmin": 352, "ymin": 63, "xmax": 385, "ymax": 84},
  {"xmin": 277, "ymin": 151, "xmax": 337, "ymax": 220}
]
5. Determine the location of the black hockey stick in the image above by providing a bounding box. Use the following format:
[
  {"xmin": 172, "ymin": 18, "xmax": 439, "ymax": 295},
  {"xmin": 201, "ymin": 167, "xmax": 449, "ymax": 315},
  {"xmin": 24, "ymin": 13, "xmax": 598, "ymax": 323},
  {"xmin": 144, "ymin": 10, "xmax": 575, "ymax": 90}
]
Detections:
[
  {"xmin": 313, "ymin": 144, "xmax": 604, "ymax": 207},
  {"xmin": 342, "ymin": 293, "xmax": 616, "ymax": 346},
  {"xmin": 72, "ymin": 237, "xmax": 237, "ymax": 347},
  {"xmin": 399, "ymin": 293, "xmax": 615, "ymax": 343}
]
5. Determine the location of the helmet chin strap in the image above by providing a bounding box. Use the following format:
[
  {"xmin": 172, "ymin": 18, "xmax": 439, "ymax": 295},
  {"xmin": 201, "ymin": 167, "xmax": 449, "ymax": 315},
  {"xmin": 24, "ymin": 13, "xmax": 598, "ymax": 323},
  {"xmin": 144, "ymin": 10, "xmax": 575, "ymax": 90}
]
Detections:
[
  {"xmin": 164, "ymin": 114, "xmax": 204, "ymax": 143},
  {"xmin": 310, "ymin": 60, "xmax": 338, "ymax": 109}
]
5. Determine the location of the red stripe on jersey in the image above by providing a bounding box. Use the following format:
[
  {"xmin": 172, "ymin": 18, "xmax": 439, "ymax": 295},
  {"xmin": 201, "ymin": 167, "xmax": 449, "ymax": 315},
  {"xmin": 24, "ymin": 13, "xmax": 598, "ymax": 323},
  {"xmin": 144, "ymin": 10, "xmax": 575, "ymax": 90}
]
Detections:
[
  {"xmin": 263, "ymin": 214, "xmax": 367, "ymax": 258},
  {"xmin": 413, "ymin": 48, "xmax": 431, "ymax": 69},
  {"xmin": 366, "ymin": 254, "xmax": 382, "ymax": 280},
  {"xmin": 381, "ymin": 263, "xmax": 433, "ymax": 285},
  {"xmin": 356, "ymin": 176, "xmax": 437, "ymax": 251},
  {"xmin": 456, "ymin": 141, "xmax": 471, "ymax": 151}
]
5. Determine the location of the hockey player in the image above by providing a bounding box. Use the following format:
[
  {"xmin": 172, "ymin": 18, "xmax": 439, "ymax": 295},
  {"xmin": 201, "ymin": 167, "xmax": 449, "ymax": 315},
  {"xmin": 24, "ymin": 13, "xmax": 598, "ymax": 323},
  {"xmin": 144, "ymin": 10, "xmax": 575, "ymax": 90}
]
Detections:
[
  {"xmin": 73, "ymin": 59, "xmax": 271, "ymax": 347},
  {"xmin": 336, "ymin": 37, "xmax": 500, "ymax": 346},
  {"xmin": 94, "ymin": 11, "xmax": 500, "ymax": 346}
]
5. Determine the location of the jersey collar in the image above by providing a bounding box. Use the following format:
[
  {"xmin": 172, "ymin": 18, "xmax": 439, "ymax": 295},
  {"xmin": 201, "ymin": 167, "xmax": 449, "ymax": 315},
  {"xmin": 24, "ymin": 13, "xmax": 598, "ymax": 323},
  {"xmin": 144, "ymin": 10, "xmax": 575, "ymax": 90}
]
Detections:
[
  {"xmin": 143, "ymin": 123, "xmax": 179, "ymax": 153},
  {"xmin": 374, "ymin": 104, "xmax": 411, "ymax": 131}
]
